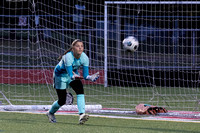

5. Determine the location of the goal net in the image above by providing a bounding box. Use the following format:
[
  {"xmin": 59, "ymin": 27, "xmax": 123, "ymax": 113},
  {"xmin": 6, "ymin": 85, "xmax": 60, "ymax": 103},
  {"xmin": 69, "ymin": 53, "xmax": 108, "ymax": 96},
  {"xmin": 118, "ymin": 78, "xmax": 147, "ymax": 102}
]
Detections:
[
  {"xmin": 0, "ymin": 0, "xmax": 199, "ymax": 112},
  {"xmin": 0, "ymin": 0, "xmax": 104, "ymax": 111},
  {"xmin": 104, "ymin": 1, "xmax": 200, "ymax": 111}
]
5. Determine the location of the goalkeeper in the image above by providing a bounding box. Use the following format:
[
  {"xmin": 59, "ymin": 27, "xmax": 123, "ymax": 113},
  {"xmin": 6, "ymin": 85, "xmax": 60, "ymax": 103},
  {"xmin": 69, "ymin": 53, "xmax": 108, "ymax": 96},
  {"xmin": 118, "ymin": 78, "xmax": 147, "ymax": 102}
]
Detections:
[{"xmin": 46, "ymin": 39, "xmax": 99, "ymax": 124}]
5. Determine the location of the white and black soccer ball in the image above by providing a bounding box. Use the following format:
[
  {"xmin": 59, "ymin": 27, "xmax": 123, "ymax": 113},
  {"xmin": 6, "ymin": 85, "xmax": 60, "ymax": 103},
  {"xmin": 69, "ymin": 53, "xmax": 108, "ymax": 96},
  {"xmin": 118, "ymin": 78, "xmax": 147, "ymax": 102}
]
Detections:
[{"xmin": 122, "ymin": 36, "xmax": 139, "ymax": 52}]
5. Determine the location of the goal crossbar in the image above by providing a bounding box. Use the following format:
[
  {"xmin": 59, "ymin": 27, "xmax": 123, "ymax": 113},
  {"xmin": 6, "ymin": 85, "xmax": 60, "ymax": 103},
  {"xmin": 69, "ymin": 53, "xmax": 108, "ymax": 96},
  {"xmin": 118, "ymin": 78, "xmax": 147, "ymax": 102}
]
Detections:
[{"xmin": 105, "ymin": 1, "xmax": 200, "ymax": 5}]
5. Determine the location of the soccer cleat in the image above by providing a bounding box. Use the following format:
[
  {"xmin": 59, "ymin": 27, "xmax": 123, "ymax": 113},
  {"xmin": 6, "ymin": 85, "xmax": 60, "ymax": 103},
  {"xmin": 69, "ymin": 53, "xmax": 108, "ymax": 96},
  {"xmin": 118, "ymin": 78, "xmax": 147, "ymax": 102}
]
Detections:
[
  {"xmin": 46, "ymin": 111, "xmax": 56, "ymax": 123},
  {"xmin": 79, "ymin": 113, "xmax": 89, "ymax": 124}
]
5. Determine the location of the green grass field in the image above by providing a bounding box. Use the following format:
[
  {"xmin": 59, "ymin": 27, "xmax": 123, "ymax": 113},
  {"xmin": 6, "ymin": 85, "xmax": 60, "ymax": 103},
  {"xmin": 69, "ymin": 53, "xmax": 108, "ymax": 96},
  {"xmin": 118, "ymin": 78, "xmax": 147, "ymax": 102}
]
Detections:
[
  {"xmin": 1, "ymin": 84, "xmax": 199, "ymax": 111},
  {"xmin": 0, "ymin": 112, "xmax": 200, "ymax": 133}
]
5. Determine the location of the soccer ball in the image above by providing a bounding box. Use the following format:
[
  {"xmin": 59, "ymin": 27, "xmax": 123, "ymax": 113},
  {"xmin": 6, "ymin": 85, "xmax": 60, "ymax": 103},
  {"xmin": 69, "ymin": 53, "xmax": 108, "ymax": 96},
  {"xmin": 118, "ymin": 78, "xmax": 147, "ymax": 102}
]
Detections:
[{"xmin": 122, "ymin": 36, "xmax": 139, "ymax": 52}]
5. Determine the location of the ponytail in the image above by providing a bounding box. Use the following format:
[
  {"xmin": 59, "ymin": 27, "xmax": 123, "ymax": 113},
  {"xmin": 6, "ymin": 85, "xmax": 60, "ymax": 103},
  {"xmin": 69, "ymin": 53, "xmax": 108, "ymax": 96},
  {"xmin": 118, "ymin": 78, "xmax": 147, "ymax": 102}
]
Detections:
[
  {"xmin": 57, "ymin": 47, "xmax": 72, "ymax": 61},
  {"xmin": 57, "ymin": 39, "xmax": 82, "ymax": 61}
]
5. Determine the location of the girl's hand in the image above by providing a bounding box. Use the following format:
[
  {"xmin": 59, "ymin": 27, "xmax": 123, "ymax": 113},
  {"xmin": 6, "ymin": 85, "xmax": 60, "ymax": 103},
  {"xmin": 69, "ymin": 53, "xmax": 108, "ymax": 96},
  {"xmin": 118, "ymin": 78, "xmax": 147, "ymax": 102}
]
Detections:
[{"xmin": 72, "ymin": 71, "xmax": 84, "ymax": 80}]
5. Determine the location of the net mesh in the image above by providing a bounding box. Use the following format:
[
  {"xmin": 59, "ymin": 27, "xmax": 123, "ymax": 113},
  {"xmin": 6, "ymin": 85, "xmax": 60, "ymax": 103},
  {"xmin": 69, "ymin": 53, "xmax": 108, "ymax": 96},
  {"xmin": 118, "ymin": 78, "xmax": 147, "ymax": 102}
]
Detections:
[{"xmin": 0, "ymin": 0, "xmax": 199, "ymax": 111}]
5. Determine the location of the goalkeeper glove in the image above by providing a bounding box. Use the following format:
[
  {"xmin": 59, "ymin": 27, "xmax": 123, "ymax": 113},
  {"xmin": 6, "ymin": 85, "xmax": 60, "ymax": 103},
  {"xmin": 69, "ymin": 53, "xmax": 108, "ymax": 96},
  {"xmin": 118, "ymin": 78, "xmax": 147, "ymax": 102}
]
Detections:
[{"xmin": 86, "ymin": 72, "xmax": 100, "ymax": 82}]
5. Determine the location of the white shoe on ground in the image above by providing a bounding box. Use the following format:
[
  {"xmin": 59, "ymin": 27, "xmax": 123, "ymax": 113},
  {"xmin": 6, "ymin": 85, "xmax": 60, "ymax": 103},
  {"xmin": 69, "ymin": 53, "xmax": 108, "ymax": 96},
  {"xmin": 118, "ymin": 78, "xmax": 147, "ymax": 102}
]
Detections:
[
  {"xmin": 46, "ymin": 111, "xmax": 56, "ymax": 123},
  {"xmin": 79, "ymin": 113, "xmax": 89, "ymax": 124}
]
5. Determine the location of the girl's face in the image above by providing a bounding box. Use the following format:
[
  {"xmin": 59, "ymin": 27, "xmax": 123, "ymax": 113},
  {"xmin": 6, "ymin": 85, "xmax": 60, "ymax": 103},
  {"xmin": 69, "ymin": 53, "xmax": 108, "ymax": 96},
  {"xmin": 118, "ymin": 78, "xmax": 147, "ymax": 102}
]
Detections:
[{"xmin": 72, "ymin": 41, "xmax": 84, "ymax": 56}]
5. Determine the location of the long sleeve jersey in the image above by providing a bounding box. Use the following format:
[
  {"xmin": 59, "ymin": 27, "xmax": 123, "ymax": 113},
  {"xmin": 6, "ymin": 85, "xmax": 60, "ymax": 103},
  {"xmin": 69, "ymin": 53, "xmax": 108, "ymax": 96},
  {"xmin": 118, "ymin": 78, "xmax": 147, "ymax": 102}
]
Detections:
[{"xmin": 54, "ymin": 51, "xmax": 89, "ymax": 81}]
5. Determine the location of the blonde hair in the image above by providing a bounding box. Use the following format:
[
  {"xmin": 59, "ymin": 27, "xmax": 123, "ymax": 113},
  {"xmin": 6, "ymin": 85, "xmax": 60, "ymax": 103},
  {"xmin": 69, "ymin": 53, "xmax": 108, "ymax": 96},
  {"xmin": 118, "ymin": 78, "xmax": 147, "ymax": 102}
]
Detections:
[{"xmin": 57, "ymin": 39, "xmax": 82, "ymax": 61}]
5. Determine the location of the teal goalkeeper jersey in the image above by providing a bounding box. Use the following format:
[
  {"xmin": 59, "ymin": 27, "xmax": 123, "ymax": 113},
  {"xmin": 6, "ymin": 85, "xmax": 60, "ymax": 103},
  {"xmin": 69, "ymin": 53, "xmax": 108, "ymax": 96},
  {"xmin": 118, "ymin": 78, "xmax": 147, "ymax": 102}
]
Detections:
[{"xmin": 54, "ymin": 51, "xmax": 89, "ymax": 82}]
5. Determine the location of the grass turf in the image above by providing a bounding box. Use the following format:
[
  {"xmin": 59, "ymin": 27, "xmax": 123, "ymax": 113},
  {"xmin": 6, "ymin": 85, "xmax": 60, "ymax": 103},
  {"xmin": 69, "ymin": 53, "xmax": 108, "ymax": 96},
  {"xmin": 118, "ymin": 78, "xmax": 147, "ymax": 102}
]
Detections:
[
  {"xmin": 1, "ymin": 84, "xmax": 199, "ymax": 111},
  {"xmin": 0, "ymin": 112, "xmax": 200, "ymax": 133}
]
